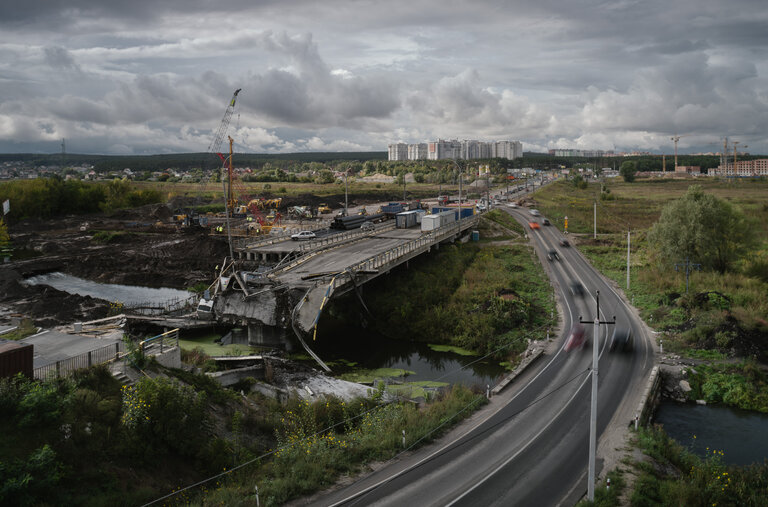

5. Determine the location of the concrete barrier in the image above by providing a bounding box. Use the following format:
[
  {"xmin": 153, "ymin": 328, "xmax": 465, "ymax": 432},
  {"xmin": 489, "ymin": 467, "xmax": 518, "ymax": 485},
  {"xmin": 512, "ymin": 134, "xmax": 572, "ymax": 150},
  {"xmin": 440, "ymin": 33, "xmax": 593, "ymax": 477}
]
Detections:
[
  {"xmin": 491, "ymin": 347, "xmax": 545, "ymax": 396},
  {"xmin": 634, "ymin": 365, "xmax": 661, "ymax": 428}
]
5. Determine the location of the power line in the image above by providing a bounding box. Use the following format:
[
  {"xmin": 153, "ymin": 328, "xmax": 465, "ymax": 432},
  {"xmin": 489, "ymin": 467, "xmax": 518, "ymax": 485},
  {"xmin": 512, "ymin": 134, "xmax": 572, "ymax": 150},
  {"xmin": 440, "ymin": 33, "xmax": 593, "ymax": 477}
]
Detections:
[
  {"xmin": 143, "ymin": 322, "xmax": 556, "ymax": 506},
  {"xmin": 346, "ymin": 366, "xmax": 591, "ymax": 506}
]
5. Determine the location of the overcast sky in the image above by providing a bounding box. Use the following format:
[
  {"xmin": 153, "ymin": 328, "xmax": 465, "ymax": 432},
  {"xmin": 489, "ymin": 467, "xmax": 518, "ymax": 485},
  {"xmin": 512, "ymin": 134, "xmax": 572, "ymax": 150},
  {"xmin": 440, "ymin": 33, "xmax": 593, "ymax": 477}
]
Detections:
[{"xmin": 1, "ymin": 0, "xmax": 767, "ymax": 156}]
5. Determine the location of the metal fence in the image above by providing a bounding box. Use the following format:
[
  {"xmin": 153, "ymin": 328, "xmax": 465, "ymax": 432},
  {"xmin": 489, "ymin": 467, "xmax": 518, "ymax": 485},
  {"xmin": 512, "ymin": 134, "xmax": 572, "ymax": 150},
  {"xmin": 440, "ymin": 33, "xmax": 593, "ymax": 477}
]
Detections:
[
  {"xmin": 33, "ymin": 341, "xmax": 124, "ymax": 380},
  {"xmin": 124, "ymin": 295, "xmax": 199, "ymax": 316}
]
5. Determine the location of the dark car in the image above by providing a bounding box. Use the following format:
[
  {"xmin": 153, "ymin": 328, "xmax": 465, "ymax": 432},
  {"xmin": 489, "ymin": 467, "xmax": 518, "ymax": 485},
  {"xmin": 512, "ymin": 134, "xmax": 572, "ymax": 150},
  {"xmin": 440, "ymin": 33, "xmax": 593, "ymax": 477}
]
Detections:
[
  {"xmin": 610, "ymin": 327, "xmax": 632, "ymax": 352},
  {"xmin": 570, "ymin": 282, "xmax": 585, "ymax": 297},
  {"xmin": 542, "ymin": 218, "xmax": 551, "ymax": 226},
  {"xmin": 547, "ymin": 249, "xmax": 559, "ymax": 261},
  {"xmin": 565, "ymin": 324, "xmax": 587, "ymax": 352},
  {"xmin": 560, "ymin": 238, "xmax": 570, "ymax": 247}
]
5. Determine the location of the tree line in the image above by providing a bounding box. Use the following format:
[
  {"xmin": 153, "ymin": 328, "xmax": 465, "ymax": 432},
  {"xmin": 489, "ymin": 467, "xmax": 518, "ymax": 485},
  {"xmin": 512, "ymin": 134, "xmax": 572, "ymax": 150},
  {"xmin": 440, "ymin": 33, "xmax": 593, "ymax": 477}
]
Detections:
[{"xmin": 0, "ymin": 178, "xmax": 163, "ymax": 221}]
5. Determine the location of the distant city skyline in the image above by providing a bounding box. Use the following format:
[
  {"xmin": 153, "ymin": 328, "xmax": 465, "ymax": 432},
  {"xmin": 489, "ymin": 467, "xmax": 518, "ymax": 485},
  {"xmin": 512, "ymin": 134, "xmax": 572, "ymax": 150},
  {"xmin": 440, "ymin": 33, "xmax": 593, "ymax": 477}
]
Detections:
[{"xmin": 0, "ymin": 1, "xmax": 766, "ymax": 156}]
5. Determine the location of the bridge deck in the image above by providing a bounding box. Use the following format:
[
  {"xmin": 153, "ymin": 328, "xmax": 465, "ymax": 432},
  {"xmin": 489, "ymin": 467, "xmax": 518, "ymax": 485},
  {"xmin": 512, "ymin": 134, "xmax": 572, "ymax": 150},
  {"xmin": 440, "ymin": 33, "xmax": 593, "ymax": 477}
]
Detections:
[{"xmin": 276, "ymin": 228, "xmax": 423, "ymax": 287}]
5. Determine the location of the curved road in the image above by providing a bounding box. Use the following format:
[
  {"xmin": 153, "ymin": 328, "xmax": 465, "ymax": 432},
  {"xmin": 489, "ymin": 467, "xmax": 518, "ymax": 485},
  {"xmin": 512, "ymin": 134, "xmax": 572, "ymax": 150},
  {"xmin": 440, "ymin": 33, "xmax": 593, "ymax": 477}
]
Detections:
[{"xmin": 304, "ymin": 204, "xmax": 655, "ymax": 507}]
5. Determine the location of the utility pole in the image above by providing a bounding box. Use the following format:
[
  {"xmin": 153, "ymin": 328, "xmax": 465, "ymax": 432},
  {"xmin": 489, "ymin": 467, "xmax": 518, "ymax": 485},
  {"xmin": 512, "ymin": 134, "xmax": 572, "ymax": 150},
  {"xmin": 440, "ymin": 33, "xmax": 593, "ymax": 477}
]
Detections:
[
  {"xmin": 486, "ymin": 165, "xmax": 490, "ymax": 206},
  {"xmin": 580, "ymin": 292, "xmax": 615, "ymax": 502},
  {"xmin": 402, "ymin": 170, "xmax": 407, "ymax": 201},
  {"xmin": 675, "ymin": 257, "xmax": 701, "ymax": 293},
  {"xmin": 626, "ymin": 230, "xmax": 631, "ymax": 290},
  {"xmin": 593, "ymin": 201, "xmax": 597, "ymax": 239},
  {"xmin": 344, "ymin": 172, "xmax": 349, "ymax": 216}
]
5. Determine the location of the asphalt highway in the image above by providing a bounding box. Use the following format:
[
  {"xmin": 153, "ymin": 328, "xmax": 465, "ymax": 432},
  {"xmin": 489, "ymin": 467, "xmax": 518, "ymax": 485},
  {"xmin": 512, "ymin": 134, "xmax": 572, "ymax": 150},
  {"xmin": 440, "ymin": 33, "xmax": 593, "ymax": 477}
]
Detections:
[{"xmin": 302, "ymin": 203, "xmax": 655, "ymax": 507}]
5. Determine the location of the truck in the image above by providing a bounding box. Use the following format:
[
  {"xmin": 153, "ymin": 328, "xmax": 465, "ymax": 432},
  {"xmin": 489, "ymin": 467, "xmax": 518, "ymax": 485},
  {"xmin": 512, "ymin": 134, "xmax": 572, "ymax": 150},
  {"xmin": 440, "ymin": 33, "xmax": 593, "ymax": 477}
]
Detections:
[{"xmin": 381, "ymin": 202, "xmax": 406, "ymax": 217}]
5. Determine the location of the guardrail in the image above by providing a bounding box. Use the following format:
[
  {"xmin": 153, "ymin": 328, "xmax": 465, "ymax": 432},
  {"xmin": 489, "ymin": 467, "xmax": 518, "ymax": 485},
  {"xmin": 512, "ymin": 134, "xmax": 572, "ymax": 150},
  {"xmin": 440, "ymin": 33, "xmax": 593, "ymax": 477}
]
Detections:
[
  {"xmin": 33, "ymin": 342, "xmax": 124, "ymax": 380},
  {"xmin": 139, "ymin": 328, "xmax": 179, "ymax": 355},
  {"xmin": 233, "ymin": 220, "xmax": 332, "ymax": 250},
  {"xmin": 327, "ymin": 216, "xmax": 479, "ymax": 291},
  {"xmin": 268, "ymin": 222, "xmax": 398, "ymax": 275}
]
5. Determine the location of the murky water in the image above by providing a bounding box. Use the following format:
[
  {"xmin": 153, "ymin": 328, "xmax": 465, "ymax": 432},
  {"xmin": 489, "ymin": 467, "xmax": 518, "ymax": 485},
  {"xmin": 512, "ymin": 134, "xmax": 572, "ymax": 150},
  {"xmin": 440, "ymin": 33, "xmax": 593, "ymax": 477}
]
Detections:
[
  {"xmin": 655, "ymin": 400, "xmax": 768, "ymax": 466},
  {"xmin": 312, "ymin": 323, "xmax": 507, "ymax": 388},
  {"xmin": 23, "ymin": 272, "xmax": 192, "ymax": 306}
]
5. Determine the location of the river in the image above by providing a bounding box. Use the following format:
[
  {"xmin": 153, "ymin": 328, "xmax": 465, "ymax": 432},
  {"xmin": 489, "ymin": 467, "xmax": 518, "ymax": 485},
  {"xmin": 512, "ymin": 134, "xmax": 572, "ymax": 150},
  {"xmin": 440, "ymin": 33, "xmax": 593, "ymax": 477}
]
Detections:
[
  {"xmin": 312, "ymin": 322, "xmax": 508, "ymax": 389},
  {"xmin": 654, "ymin": 400, "xmax": 768, "ymax": 466},
  {"xmin": 23, "ymin": 272, "xmax": 192, "ymax": 306}
]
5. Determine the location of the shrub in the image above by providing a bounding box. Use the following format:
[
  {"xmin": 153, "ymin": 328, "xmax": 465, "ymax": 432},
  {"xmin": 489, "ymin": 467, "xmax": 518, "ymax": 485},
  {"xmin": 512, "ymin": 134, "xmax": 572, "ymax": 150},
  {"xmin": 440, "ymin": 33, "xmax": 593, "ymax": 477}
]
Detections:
[
  {"xmin": 0, "ymin": 445, "xmax": 63, "ymax": 506},
  {"xmin": 121, "ymin": 377, "xmax": 208, "ymax": 459}
]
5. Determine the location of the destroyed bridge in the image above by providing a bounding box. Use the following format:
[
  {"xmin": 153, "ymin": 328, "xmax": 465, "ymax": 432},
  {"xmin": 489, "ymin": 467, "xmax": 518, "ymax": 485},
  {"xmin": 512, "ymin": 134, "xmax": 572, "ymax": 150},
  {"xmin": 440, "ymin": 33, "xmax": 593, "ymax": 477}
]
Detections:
[{"xmin": 209, "ymin": 215, "xmax": 480, "ymax": 370}]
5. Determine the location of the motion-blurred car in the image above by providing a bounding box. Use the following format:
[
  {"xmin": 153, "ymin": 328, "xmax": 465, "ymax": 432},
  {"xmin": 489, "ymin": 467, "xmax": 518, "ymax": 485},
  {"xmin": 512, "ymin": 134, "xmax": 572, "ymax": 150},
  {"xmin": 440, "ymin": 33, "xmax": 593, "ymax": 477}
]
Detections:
[
  {"xmin": 530, "ymin": 209, "xmax": 541, "ymax": 216},
  {"xmin": 529, "ymin": 222, "xmax": 540, "ymax": 230},
  {"xmin": 565, "ymin": 324, "xmax": 587, "ymax": 352},
  {"xmin": 542, "ymin": 218, "xmax": 551, "ymax": 226},
  {"xmin": 610, "ymin": 327, "xmax": 632, "ymax": 352},
  {"xmin": 547, "ymin": 249, "xmax": 559, "ymax": 261},
  {"xmin": 570, "ymin": 281, "xmax": 585, "ymax": 297},
  {"xmin": 291, "ymin": 230, "xmax": 316, "ymax": 241},
  {"xmin": 559, "ymin": 238, "xmax": 570, "ymax": 247}
]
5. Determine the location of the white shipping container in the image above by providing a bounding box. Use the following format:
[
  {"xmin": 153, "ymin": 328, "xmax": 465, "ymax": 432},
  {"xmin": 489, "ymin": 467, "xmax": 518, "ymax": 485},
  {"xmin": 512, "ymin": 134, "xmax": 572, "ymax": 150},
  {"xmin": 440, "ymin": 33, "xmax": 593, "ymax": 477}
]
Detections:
[{"xmin": 421, "ymin": 214, "xmax": 441, "ymax": 232}]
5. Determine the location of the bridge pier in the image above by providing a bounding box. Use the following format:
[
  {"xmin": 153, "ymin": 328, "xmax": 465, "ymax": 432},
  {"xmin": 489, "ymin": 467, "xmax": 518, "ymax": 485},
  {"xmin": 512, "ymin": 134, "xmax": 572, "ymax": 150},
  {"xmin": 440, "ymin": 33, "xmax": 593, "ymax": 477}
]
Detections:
[{"xmin": 247, "ymin": 322, "xmax": 293, "ymax": 351}]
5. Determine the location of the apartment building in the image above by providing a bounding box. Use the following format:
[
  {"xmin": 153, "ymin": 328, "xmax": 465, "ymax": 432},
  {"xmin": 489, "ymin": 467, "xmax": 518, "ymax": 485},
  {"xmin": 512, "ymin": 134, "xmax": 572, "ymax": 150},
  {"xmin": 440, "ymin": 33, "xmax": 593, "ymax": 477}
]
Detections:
[
  {"xmin": 388, "ymin": 139, "xmax": 523, "ymax": 161},
  {"xmin": 708, "ymin": 159, "xmax": 768, "ymax": 177}
]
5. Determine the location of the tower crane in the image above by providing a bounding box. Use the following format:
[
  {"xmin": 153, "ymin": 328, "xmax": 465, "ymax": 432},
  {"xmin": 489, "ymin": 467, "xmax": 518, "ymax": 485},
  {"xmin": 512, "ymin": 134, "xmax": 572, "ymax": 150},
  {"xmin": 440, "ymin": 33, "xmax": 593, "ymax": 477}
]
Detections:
[
  {"xmin": 208, "ymin": 88, "xmax": 242, "ymax": 162},
  {"xmin": 670, "ymin": 134, "xmax": 690, "ymax": 172},
  {"xmin": 733, "ymin": 141, "xmax": 747, "ymax": 175}
]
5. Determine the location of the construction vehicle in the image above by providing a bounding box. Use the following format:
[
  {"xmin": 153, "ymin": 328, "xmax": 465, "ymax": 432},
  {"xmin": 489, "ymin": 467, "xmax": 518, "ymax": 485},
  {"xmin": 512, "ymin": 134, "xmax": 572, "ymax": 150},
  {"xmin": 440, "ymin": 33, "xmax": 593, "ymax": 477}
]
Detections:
[
  {"xmin": 248, "ymin": 197, "xmax": 283, "ymax": 211},
  {"xmin": 318, "ymin": 203, "xmax": 332, "ymax": 214},
  {"xmin": 287, "ymin": 206, "xmax": 315, "ymax": 219},
  {"xmin": 172, "ymin": 208, "xmax": 201, "ymax": 227}
]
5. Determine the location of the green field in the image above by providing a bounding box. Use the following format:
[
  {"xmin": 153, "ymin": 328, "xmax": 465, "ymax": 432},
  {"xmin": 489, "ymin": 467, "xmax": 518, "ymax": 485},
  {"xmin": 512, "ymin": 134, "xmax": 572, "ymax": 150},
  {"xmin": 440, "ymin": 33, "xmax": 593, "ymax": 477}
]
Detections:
[{"xmin": 533, "ymin": 178, "xmax": 768, "ymax": 236}]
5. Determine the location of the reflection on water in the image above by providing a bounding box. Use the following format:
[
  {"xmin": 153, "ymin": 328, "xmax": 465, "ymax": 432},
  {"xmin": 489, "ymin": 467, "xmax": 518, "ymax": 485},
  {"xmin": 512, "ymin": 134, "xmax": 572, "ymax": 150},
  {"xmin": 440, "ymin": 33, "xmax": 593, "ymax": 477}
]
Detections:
[
  {"xmin": 313, "ymin": 323, "xmax": 506, "ymax": 388},
  {"xmin": 24, "ymin": 272, "xmax": 192, "ymax": 306},
  {"xmin": 655, "ymin": 400, "xmax": 768, "ymax": 466}
]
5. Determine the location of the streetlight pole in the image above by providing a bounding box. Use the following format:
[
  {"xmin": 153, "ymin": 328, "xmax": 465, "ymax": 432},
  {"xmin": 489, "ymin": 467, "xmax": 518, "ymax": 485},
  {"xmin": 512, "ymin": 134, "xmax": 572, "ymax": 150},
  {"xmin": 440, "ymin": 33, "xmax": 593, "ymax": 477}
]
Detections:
[{"xmin": 344, "ymin": 172, "xmax": 348, "ymax": 216}]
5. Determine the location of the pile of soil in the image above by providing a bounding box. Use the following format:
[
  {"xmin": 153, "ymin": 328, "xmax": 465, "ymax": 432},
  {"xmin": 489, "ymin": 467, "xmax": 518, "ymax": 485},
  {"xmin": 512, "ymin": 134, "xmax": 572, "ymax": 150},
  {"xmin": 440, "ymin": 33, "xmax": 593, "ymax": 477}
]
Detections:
[{"xmin": 2, "ymin": 207, "xmax": 230, "ymax": 326}]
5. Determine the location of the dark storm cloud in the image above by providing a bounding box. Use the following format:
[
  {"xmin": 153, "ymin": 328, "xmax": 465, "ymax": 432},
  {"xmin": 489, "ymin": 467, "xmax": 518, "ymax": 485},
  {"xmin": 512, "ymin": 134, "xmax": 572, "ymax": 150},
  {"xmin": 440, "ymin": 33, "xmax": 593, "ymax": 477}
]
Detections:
[{"xmin": 1, "ymin": 0, "xmax": 767, "ymax": 154}]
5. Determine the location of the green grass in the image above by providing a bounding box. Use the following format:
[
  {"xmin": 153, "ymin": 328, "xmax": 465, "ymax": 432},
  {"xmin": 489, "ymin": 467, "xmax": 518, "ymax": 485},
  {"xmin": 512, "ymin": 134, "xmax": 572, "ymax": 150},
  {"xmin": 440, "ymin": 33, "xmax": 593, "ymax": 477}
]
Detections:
[
  {"xmin": 427, "ymin": 344, "xmax": 479, "ymax": 356},
  {"xmin": 0, "ymin": 320, "xmax": 38, "ymax": 341},
  {"xmin": 339, "ymin": 368, "xmax": 416, "ymax": 383},
  {"xmin": 531, "ymin": 179, "xmax": 768, "ymax": 362},
  {"xmin": 196, "ymin": 385, "xmax": 486, "ymax": 506},
  {"xmin": 630, "ymin": 425, "xmax": 768, "ymax": 506},
  {"xmin": 178, "ymin": 333, "xmax": 258, "ymax": 357},
  {"xmin": 329, "ymin": 241, "xmax": 556, "ymax": 362}
]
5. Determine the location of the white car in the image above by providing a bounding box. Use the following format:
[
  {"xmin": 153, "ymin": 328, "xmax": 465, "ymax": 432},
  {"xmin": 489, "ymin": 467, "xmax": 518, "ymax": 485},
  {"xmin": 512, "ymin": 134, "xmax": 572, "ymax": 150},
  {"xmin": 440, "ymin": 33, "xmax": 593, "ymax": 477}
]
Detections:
[
  {"xmin": 291, "ymin": 230, "xmax": 316, "ymax": 241},
  {"xmin": 529, "ymin": 209, "xmax": 540, "ymax": 216}
]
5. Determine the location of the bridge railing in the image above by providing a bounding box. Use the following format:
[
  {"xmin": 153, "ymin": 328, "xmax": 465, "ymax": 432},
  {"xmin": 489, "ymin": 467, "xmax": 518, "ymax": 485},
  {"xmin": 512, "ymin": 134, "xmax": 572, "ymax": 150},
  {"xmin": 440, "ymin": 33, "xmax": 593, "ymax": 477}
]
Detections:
[
  {"xmin": 233, "ymin": 220, "xmax": 332, "ymax": 250},
  {"xmin": 327, "ymin": 215, "xmax": 479, "ymax": 291},
  {"xmin": 268, "ymin": 222, "xmax": 398, "ymax": 275}
]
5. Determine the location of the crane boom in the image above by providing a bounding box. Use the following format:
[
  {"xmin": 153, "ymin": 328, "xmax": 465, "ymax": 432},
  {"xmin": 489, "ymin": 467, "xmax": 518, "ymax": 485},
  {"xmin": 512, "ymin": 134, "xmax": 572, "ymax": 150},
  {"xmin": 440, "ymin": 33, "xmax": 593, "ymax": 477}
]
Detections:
[{"xmin": 208, "ymin": 88, "xmax": 242, "ymax": 162}]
